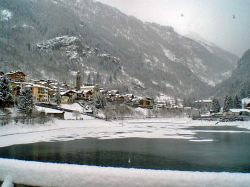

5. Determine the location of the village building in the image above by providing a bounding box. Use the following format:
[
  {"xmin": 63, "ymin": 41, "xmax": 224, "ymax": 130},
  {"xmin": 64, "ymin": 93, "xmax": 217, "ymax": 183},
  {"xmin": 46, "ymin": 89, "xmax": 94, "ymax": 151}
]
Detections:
[
  {"xmin": 106, "ymin": 90, "xmax": 120, "ymax": 102},
  {"xmin": 61, "ymin": 90, "xmax": 77, "ymax": 104},
  {"xmin": 226, "ymin": 109, "xmax": 250, "ymax": 117},
  {"xmin": 138, "ymin": 97, "xmax": 154, "ymax": 109},
  {"xmin": 190, "ymin": 108, "xmax": 200, "ymax": 118},
  {"xmin": 10, "ymin": 82, "xmax": 23, "ymax": 97},
  {"xmin": 76, "ymin": 72, "xmax": 82, "ymax": 91},
  {"xmin": 194, "ymin": 99, "xmax": 212, "ymax": 114},
  {"xmin": 75, "ymin": 90, "xmax": 85, "ymax": 100},
  {"xmin": 6, "ymin": 71, "xmax": 26, "ymax": 82},
  {"xmin": 80, "ymin": 85, "xmax": 100, "ymax": 101},
  {"xmin": 36, "ymin": 106, "xmax": 65, "ymax": 119},
  {"xmin": 124, "ymin": 94, "xmax": 135, "ymax": 102},
  {"xmin": 25, "ymin": 84, "xmax": 50, "ymax": 102},
  {"xmin": 115, "ymin": 95, "xmax": 125, "ymax": 104}
]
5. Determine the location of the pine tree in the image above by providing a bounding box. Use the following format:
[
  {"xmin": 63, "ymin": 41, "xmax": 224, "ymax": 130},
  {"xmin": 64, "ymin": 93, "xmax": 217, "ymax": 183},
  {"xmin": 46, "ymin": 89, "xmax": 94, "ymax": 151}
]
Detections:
[
  {"xmin": 0, "ymin": 76, "xmax": 13, "ymax": 108},
  {"xmin": 76, "ymin": 72, "xmax": 82, "ymax": 90},
  {"xmin": 223, "ymin": 96, "xmax": 233, "ymax": 112},
  {"xmin": 212, "ymin": 98, "xmax": 220, "ymax": 113},
  {"xmin": 18, "ymin": 89, "xmax": 34, "ymax": 116},
  {"xmin": 233, "ymin": 95, "xmax": 241, "ymax": 109}
]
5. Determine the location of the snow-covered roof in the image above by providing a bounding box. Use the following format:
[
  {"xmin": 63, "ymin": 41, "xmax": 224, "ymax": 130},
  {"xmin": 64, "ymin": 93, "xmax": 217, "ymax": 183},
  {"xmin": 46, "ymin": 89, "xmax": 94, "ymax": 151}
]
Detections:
[
  {"xmin": 24, "ymin": 83, "xmax": 50, "ymax": 89},
  {"xmin": 6, "ymin": 71, "xmax": 26, "ymax": 76},
  {"xmin": 61, "ymin": 90, "xmax": 77, "ymax": 96},
  {"xmin": 229, "ymin": 109, "xmax": 250, "ymax": 113},
  {"xmin": 125, "ymin": 94, "xmax": 134, "ymax": 97},
  {"xmin": 36, "ymin": 106, "xmax": 64, "ymax": 114},
  {"xmin": 60, "ymin": 103, "xmax": 83, "ymax": 113},
  {"xmin": 195, "ymin": 100, "xmax": 212, "ymax": 103},
  {"xmin": 81, "ymin": 85, "xmax": 96, "ymax": 90}
]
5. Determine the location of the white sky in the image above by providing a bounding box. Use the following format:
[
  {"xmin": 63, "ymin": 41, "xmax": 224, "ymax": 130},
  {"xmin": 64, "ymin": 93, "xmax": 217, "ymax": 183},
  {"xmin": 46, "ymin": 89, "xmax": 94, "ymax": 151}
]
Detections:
[{"xmin": 97, "ymin": 0, "xmax": 250, "ymax": 56}]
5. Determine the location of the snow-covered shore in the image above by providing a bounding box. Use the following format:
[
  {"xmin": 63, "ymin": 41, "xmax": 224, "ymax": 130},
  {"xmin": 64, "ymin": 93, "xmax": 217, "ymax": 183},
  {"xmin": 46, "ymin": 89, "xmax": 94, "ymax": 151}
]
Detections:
[
  {"xmin": 0, "ymin": 117, "xmax": 249, "ymax": 148},
  {"xmin": 0, "ymin": 118, "xmax": 250, "ymax": 187},
  {"xmin": 0, "ymin": 158, "xmax": 250, "ymax": 187}
]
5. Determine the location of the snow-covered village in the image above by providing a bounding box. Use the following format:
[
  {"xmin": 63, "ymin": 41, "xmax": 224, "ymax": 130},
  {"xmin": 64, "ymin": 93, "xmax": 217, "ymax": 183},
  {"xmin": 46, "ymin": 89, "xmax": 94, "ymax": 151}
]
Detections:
[
  {"xmin": 1, "ymin": 71, "xmax": 250, "ymax": 124},
  {"xmin": 1, "ymin": 0, "xmax": 250, "ymax": 187}
]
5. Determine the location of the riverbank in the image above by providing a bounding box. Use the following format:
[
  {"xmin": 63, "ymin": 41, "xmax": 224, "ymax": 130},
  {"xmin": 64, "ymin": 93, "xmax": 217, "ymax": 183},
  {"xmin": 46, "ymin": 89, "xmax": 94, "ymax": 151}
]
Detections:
[{"xmin": 0, "ymin": 117, "xmax": 249, "ymax": 148}]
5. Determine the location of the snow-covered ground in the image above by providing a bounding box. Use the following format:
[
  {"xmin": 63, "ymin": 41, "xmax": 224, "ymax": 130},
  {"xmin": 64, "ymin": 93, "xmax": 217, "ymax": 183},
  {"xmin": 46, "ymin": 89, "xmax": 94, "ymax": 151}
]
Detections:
[
  {"xmin": 0, "ymin": 117, "xmax": 249, "ymax": 148},
  {"xmin": 0, "ymin": 118, "xmax": 250, "ymax": 186},
  {"xmin": 0, "ymin": 158, "xmax": 250, "ymax": 187}
]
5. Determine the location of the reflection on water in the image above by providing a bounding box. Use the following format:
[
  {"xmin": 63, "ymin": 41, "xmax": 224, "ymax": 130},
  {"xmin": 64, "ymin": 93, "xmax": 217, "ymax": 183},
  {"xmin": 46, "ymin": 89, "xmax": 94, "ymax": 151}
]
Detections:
[{"xmin": 0, "ymin": 127, "xmax": 250, "ymax": 173}]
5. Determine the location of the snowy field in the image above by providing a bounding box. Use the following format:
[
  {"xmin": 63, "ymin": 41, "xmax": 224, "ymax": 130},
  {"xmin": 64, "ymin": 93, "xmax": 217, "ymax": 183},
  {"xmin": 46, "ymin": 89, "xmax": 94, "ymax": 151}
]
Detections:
[
  {"xmin": 0, "ymin": 158, "xmax": 250, "ymax": 187},
  {"xmin": 0, "ymin": 116, "xmax": 249, "ymax": 148}
]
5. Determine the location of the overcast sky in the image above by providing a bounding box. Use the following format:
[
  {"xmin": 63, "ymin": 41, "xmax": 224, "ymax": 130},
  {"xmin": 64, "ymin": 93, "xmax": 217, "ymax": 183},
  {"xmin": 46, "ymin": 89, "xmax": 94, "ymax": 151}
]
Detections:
[{"xmin": 97, "ymin": 0, "xmax": 250, "ymax": 57}]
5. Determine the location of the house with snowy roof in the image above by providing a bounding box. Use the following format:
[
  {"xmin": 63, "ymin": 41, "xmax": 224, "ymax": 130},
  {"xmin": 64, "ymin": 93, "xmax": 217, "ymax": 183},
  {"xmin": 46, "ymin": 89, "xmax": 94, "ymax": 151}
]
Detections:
[
  {"xmin": 194, "ymin": 99, "xmax": 212, "ymax": 114},
  {"xmin": 80, "ymin": 85, "xmax": 100, "ymax": 101},
  {"xmin": 36, "ymin": 106, "xmax": 65, "ymax": 119},
  {"xmin": 138, "ymin": 97, "xmax": 154, "ymax": 109},
  {"xmin": 228, "ymin": 109, "xmax": 250, "ymax": 116},
  {"xmin": 25, "ymin": 83, "xmax": 50, "ymax": 102},
  {"xmin": 6, "ymin": 71, "xmax": 26, "ymax": 82},
  {"xmin": 60, "ymin": 90, "xmax": 77, "ymax": 104}
]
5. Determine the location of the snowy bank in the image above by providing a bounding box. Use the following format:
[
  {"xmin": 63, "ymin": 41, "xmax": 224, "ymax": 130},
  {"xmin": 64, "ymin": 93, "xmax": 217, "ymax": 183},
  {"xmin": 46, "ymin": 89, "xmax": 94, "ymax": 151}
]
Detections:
[
  {"xmin": 0, "ymin": 159, "xmax": 249, "ymax": 187},
  {"xmin": 0, "ymin": 118, "xmax": 249, "ymax": 148}
]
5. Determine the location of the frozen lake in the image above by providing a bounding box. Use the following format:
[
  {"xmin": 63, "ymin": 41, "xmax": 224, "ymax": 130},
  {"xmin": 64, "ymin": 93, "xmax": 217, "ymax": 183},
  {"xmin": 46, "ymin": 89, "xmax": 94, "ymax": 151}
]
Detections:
[{"xmin": 1, "ymin": 125, "xmax": 250, "ymax": 173}]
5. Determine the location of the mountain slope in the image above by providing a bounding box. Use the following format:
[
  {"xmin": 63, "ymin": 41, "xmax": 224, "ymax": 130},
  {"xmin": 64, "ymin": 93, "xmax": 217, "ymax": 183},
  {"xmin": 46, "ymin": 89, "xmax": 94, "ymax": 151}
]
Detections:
[
  {"xmin": 0, "ymin": 0, "xmax": 238, "ymax": 97},
  {"xmin": 214, "ymin": 49, "xmax": 250, "ymax": 98}
]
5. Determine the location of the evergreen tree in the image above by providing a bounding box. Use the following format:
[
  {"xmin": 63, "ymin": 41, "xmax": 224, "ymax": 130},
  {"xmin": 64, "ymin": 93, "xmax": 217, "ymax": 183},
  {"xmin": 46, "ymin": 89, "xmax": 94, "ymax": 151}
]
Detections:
[
  {"xmin": 233, "ymin": 95, "xmax": 241, "ymax": 109},
  {"xmin": 223, "ymin": 96, "xmax": 233, "ymax": 112},
  {"xmin": 212, "ymin": 98, "xmax": 220, "ymax": 113},
  {"xmin": 0, "ymin": 76, "xmax": 13, "ymax": 108},
  {"xmin": 18, "ymin": 89, "xmax": 34, "ymax": 116},
  {"xmin": 76, "ymin": 72, "xmax": 82, "ymax": 90}
]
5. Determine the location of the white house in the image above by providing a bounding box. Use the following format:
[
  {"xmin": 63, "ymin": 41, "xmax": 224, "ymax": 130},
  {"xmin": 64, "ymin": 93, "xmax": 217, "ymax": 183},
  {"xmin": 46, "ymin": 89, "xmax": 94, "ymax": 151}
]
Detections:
[{"xmin": 228, "ymin": 109, "xmax": 250, "ymax": 116}]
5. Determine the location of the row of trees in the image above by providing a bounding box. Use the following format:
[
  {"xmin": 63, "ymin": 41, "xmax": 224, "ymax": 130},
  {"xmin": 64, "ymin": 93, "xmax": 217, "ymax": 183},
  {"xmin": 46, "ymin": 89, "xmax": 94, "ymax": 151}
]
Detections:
[
  {"xmin": 184, "ymin": 94, "xmax": 242, "ymax": 113},
  {"xmin": 211, "ymin": 95, "xmax": 241, "ymax": 113},
  {"xmin": 0, "ymin": 76, "xmax": 34, "ymax": 116}
]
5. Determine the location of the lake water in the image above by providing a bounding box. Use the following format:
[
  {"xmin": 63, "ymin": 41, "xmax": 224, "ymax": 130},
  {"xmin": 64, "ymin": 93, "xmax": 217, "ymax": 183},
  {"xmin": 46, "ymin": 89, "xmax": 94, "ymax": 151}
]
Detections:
[{"xmin": 0, "ymin": 126, "xmax": 250, "ymax": 173}]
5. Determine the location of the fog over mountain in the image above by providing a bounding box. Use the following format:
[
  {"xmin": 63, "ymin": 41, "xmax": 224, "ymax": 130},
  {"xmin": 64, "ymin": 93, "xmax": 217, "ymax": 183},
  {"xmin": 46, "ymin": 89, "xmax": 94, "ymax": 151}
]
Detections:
[
  {"xmin": 214, "ymin": 49, "xmax": 250, "ymax": 99},
  {"xmin": 0, "ymin": 0, "xmax": 239, "ymax": 98}
]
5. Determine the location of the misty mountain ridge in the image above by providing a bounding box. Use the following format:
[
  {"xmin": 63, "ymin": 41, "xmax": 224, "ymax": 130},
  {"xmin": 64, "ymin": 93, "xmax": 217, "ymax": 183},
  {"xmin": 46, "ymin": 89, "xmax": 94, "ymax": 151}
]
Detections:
[
  {"xmin": 0, "ymin": 0, "xmax": 239, "ymax": 98},
  {"xmin": 214, "ymin": 48, "xmax": 250, "ymax": 99}
]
